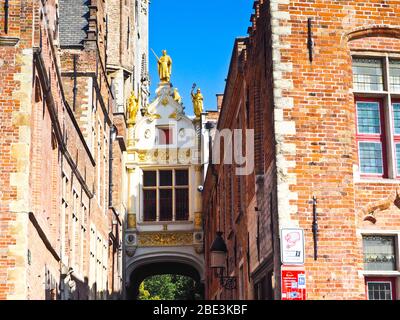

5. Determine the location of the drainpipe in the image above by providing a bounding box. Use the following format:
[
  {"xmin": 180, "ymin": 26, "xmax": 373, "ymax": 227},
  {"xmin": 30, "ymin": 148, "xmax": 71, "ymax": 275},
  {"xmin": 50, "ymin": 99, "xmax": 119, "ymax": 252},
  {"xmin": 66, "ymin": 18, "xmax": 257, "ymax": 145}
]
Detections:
[
  {"xmin": 4, "ymin": 0, "xmax": 9, "ymax": 34},
  {"xmin": 72, "ymin": 54, "xmax": 78, "ymax": 112},
  {"xmin": 109, "ymin": 125, "xmax": 117, "ymax": 207},
  {"xmin": 205, "ymin": 121, "xmax": 217, "ymax": 178}
]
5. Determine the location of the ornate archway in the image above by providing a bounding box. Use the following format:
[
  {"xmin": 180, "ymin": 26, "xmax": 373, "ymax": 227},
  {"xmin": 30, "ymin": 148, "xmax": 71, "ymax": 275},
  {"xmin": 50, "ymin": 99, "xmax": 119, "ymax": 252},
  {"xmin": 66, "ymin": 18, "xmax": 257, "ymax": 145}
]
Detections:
[{"xmin": 126, "ymin": 255, "xmax": 204, "ymax": 300}]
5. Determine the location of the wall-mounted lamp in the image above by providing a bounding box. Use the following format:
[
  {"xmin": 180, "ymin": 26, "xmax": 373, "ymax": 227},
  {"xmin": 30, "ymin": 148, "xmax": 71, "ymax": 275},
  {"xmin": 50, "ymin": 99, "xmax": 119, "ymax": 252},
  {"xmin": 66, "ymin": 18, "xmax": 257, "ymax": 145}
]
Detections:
[{"xmin": 210, "ymin": 232, "xmax": 236, "ymax": 290}]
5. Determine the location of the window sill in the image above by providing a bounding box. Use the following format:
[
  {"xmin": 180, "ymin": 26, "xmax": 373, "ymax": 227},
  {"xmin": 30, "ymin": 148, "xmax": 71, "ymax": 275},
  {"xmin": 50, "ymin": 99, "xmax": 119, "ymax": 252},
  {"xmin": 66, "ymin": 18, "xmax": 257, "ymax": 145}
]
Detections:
[
  {"xmin": 358, "ymin": 270, "xmax": 400, "ymax": 277},
  {"xmin": 139, "ymin": 220, "xmax": 193, "ymax": 225},
  {"xmin": 355, "ymin": 177, "xmax": 400, "ymax": 184},
  {"xmin": 0, "ymin": 36, "xmax": 20, "ymax": 47}
]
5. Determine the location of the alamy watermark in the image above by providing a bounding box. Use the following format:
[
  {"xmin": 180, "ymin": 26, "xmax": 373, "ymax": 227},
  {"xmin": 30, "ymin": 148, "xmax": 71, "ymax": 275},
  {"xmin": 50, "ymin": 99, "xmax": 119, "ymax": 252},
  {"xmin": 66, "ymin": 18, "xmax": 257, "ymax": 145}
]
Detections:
[{"xmin": 138, "ymin": 122, "xmax": 254, "ymax": 176}]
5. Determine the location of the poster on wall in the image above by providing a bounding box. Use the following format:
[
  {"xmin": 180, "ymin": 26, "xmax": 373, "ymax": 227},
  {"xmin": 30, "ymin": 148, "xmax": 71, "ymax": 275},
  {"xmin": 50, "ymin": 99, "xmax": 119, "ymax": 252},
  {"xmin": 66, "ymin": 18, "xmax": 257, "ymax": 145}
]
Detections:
[
  {"xmin": 281, "ymin": 267, "xmax": 307, "ymax": 300},
  {"xmin": 280, "ymin": 228, "xmax": 305, "ymax": 265}
]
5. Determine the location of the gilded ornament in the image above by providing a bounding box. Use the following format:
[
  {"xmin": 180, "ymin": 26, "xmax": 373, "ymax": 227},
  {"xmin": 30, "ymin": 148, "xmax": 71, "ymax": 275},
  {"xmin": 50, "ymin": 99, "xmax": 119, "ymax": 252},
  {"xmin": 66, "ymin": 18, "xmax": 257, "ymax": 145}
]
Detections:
[
  {"xmin": 144, "ymin": 109, "xmax": 161, "ymax": 121},
  {"xmin": 169, "ymin": 112, "xmax": 177, "ymax": 119},
  {"xmin": 137, "ymin": 150, "xmax": 147, "ymax": 162},
  {"xmin": 191, "ymin": 85, "xmax": 204, "ymax": 118},
  {"xmin": 127, "ymin": 91, "xmax": 140, "ymax": 124},
  {"xmin": 127, "ymin": 214, "xmax": 137, "ymax": 229},
  {"xmin": 138, "ymin": 232, "xmax": 193, "ymax": 247},
  {"xmin": 152, "ymin": 49, "xmax": 172, "ymax": 83},
  {"xmin": 173, "ymin": 88, "xmax": 182, "ymax": 104},
  {"xmin": 161, "ymin": 96, "xmax": 169, "ymax": 106},
  {"xmin": 194, "ymin": 212, "xmax": 202, "ymax": 229}
]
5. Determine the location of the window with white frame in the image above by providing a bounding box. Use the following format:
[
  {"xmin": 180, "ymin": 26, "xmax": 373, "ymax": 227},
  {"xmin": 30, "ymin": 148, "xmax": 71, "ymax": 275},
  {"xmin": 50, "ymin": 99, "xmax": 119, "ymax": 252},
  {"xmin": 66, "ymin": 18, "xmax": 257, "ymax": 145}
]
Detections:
[
  {"xmin": 142, "ymin": 169, "xmax": 189, "ymax": 222},
  {"xmin": 362, "ymin": 234, "xmax": 399, "ymax": 300},
  {"xmin": 363, "ymin": 235, "xmax": 396, "ymax": 271},
  {"xmin": 353, "ymin": 56, "xmax": 400, "ymax": 178}
]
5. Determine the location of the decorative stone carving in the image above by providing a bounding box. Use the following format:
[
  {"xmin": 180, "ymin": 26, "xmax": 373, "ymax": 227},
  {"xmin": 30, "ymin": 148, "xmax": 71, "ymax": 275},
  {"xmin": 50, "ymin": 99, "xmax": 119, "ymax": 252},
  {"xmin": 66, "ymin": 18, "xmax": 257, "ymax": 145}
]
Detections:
[
  {"xmin": 136, "ymin": 150, "xmax": 148, "ymax": 162},
  {"xmin": 161, "ymin": 96, "xmax": 169, "ymax": 106},
  {"xmin": 138, "ymin": 232, "xmax": 193, "ymax": 247},
  {"xmin": 194, "ymin": 212, "xmax": 202, "ymax": 230},
  {"xmin": 127, "ymin": 214, "xmax": 137, "ymax": 229},
  {"xmin": 361, "ymin": 189, "xmax": 400, "ymax": 224}
]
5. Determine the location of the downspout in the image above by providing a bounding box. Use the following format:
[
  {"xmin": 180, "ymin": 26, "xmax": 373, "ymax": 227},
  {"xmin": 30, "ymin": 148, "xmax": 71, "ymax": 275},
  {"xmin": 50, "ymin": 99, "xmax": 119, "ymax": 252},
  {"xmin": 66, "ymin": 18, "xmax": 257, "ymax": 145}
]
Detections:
[
  {"xmin": 4, "ymin": 0, "xmax": 9, "ymax": 33},
  {"xmin": 109, "ymin": 125, "xmax": 116, "ymax": 207},
  {"xmin": 73, "ymin": 54, "xmax": 78, "ymax": 112}
]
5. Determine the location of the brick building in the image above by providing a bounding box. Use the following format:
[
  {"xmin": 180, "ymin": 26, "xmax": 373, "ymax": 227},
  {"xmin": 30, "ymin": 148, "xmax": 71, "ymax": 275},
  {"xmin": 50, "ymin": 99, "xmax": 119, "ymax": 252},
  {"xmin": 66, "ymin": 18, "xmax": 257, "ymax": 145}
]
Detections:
[
  {"xmin": 0, "ymin": 0, "xmax": 142, "ymax": 300},
  {"xmin": 204, "ymin": 0, "xmax": 400, "ymax": 300}
]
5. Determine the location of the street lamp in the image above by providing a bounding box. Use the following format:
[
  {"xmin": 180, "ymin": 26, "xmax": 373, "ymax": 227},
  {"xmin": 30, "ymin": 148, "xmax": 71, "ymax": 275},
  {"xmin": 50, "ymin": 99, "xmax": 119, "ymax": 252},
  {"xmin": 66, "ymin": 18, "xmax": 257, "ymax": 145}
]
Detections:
[{"xmin": 210, "ymin": 232, "xmax": 236, "ymax": 290}]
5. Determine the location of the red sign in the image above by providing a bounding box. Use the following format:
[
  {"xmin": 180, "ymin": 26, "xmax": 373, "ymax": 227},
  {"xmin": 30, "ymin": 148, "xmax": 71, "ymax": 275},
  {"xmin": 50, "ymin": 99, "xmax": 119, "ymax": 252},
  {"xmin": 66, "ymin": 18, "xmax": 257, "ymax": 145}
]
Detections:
[{"xmin": 281, "ymin": 267, "xmax": 307, "ymax": 300}]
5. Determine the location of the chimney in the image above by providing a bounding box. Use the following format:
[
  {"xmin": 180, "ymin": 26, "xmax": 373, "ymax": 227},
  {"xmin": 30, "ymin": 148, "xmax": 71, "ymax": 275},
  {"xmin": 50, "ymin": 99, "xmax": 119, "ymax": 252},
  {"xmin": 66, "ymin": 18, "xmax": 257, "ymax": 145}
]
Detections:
[{"xmin": 216, "ymin": 94, "xmax": 224, "ymax": 112}]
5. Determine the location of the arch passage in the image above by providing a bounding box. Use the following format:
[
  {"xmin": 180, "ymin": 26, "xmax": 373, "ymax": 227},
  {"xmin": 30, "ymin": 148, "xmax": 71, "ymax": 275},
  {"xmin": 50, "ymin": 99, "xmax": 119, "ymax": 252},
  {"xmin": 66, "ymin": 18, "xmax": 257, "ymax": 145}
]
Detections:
[{"xmin": 127, "ymin": 261, "xmax": 204, "ymax": 300}]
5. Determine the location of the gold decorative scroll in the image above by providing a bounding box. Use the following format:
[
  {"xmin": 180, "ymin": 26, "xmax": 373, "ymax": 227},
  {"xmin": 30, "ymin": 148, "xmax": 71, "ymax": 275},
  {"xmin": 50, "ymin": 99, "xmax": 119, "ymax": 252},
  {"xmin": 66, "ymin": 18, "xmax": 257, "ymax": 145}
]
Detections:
[
  {"xmin": 138, "ymin": 232, "xmax": 193, "ymax": 247},
  {"xmin": 134, "ymin": 148, "xmax": 193, "ymax": 163},
  {"xmin": 194, "ymin": 212, "xmax": 202, "ymax": 230},
  {"xmin": 127, "ymin": 214, "xmax": 137, "ymax": 229}
]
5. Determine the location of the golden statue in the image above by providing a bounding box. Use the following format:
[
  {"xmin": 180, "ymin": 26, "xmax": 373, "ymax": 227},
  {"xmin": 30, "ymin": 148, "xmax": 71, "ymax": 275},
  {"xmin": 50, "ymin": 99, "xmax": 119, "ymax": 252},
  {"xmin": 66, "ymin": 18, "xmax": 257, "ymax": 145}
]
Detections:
[
  {"xmin": 173, "ymin": 88, "xmax": 182, "ymax": 104},
  {"xmin": 127, "ymin": 91, "xmax": 139, "ymax": 124},
  {"xmin": 154, "ymin": 49, "xmax": 172, "ymax": 83},
  {"xmin": 191, "ymin": 86, "xmax": 204, "ymax": 118}
]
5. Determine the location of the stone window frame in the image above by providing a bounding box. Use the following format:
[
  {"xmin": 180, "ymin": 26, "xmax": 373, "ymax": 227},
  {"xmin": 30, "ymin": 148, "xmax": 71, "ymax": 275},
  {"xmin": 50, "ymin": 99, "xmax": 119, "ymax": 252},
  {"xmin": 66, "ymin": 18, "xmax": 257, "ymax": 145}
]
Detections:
[
  {"xmin": 141, "ymin": 167, "xmax": 190, "ymax": 223},
  {"xmin": 156, "ymin": 125, "xmax": 175, "ymax": 146},
  {"xmin": 352, "ymin": 52, "xmax": 400, "ymax": 180},
  {"xmin": 358, "ymin": 229, "xmax": 400, "ymax": 300}
]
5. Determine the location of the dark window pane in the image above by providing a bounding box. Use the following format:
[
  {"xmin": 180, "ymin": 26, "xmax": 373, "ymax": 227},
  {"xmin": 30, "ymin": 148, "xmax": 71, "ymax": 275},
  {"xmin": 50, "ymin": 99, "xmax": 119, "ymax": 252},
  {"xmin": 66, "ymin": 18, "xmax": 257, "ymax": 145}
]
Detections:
[
  {"xmin": 356, "ymin": 102, "xmax": 381, "ymax": 134},
  {"xmin": 159, "ymin": 170, "xmax": 172, "ymax": 186},
  {"xmin": 175, "ymin": 169, "xmax": 189, "ymax": 186},
  {"xmin": 176, "ymin": 188, "xmax": 189, "ymax": 221},
  {"xmin": 353, "ymin": 58, "xmax": 384, "ymax": 91},
  {"xmin": 367, "ymin": 282, "xmax": 393, "ymax": 300},
  {"xmin": 143, "ymin": 190, "xmax": 156, "ymax": 221},
  {"xmin": 363, "ymin": 236, "xmax": 396, "ymax": 271},
  {"xmin": 159, "ymin": 189, "xmax": 172, "ymax": 221},
  {"xmin": 143, "ymin": 171, "xmax": 156, "ymax": 187},
  {"xmin": 359, "ymin": 142, "xmax": 383, "ymax": 174}
]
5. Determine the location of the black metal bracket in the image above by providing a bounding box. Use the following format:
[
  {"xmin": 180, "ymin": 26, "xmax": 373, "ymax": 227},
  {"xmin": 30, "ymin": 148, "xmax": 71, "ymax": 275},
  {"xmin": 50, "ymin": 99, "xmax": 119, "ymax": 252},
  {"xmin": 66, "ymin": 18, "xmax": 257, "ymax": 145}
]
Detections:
[
  {"xmin": 307, "ymin": 18, "xmax": 314, "ymax": 63},
  {"xmin": 4, "ymin": 0, "xmax": 9, "ymax": 34},
  {"xmin": 219, "ymin": 277, "xmax": 237, "ymax": 290},
  {"xmin": 312, "ymin": 196, "xmax": 318, "ymax": 260},
  {"xmin": 215, "ymin": 268, "xmax": 237, "ymax": 290}
]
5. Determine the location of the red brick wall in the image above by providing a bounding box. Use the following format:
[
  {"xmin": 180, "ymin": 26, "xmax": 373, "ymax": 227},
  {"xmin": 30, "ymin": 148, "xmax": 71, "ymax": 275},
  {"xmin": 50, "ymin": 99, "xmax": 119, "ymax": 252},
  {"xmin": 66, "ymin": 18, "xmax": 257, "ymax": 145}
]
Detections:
[
  {"xmin": 205, "ymin": 0, "xmax": 400, "ymax": 301},
  {"xmin": 270, "ymin": 0, "xmax": 400, "ymax": 300},
  {"xmin": 0, "ymin": 0, "xmax": 124, "ymax": 299}
]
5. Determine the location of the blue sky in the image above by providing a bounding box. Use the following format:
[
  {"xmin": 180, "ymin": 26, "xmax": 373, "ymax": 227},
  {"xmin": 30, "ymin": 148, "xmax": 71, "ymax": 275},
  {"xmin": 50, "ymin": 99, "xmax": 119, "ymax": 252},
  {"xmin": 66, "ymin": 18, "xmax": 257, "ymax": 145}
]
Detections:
[{"xmin": 149, "ymin": 1, "xmax": 253, "ymax": 115}]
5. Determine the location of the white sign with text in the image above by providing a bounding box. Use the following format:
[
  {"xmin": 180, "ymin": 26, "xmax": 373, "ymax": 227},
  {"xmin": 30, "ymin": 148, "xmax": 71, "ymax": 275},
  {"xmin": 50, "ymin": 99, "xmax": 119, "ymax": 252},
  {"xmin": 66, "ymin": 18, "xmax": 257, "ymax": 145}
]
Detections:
[{"xmin": 280, "ymin": 228, "xmax": 305, "ymax": 265}]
